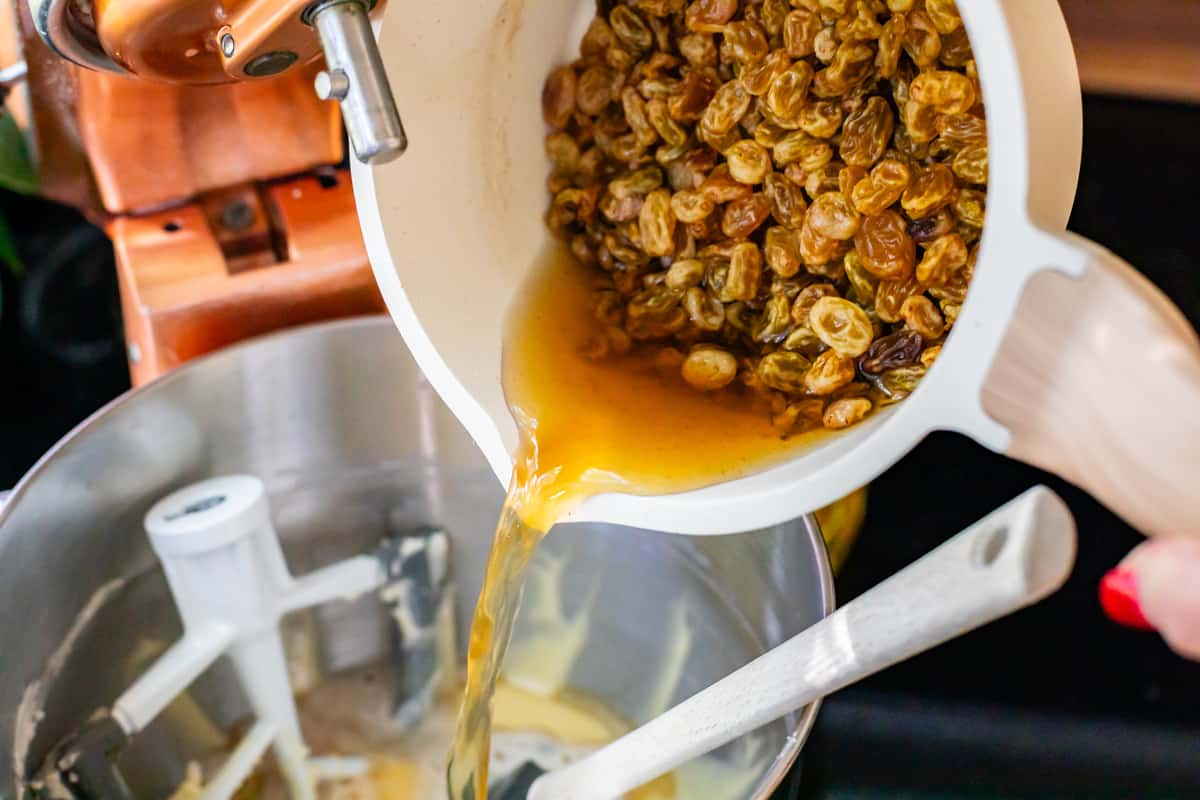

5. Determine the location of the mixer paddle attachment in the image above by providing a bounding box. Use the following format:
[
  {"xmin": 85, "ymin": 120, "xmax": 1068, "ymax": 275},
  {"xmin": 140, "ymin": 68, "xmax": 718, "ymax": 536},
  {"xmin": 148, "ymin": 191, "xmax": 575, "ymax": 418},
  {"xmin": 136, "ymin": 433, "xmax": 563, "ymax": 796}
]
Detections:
[{"xmin": 29, "ymin": 475, "xmax": 451, "ymax": 799}]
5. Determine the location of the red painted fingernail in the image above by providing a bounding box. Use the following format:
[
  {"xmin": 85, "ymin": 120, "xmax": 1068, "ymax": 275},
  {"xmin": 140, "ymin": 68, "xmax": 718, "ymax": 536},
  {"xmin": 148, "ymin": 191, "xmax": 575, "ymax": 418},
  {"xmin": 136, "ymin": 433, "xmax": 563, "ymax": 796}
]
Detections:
[{"xmin": 1099, "ymin": 568, "xmax": 1155, "ymax": 630}]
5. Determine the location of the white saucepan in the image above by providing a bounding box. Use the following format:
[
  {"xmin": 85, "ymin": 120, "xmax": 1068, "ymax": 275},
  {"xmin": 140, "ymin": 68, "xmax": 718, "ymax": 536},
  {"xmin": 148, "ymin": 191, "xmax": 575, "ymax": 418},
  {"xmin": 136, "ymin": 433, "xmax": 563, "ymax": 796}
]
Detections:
[{"xmin": 351, "ymin": 0, "xmax": 1200, "ymax": 536}]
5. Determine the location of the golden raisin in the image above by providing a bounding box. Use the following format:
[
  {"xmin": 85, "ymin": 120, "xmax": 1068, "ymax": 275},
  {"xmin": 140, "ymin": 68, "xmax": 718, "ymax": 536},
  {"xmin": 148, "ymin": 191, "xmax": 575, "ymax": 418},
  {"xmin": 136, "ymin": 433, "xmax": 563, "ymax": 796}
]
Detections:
[
  {"xmin": 701, "ymin": 164, "xmax": 753, "ymax": 203},
  {"xmin": 902, "ymin": 10, "xmax": 941, "ymax": 67},
  {"xmin": 665, "ymin": 258, "xmax": 705, "ymax": 289},
  {"xmin": 682, "ymin": 346, "xmax": 738, "ymax": 390},
  {"xmin": 684, "ymin": 286, "xmax": 725, "ymax": 329},
  {"xmin": 676, "ymin": 35, "xmax": 715, "ymax": 70},
  {"xmin": 758, "ymin": 351, "xmax": 812, "ymax": 393},
  {"xmin": 875, "ymin": 14, "xmax": 906, "ymax": 78},
  {"xmin": 753, "ymin": 120, "xmax": 789, "ymax": 148},
  {"xmin": 836, "ymin": 0, "xmax": 883, "ymax": 41},
  {"xmin": 773, "ymin": 131, "xmax": 834, "ymax": 171},
  {"xmin": 902, "ymin": 164, "xmax": 957, "ymax": 219},
  {"xmin": 875, "ymin": 274, "xmax": 923, "ymax": 323},
  {"xmin": 721, "ymin": 20, "xmax": 770, "ymax": 64},
  {"xmin": 807, "ymin": 192, "xmax": 862, "ymax": 240},
  {"xmin": 952, "ymin": 144, "xmax": 988, "ymax": 185},
  {"xmin": 925, "ymin": 0, "xmax": 963, "ymax": 34},
  {"xmin": 936, "ymin": 112, "xmax": 986, "ymax": 149},
  {"xmin": 580, "ymin": 17, "xmax": 615, "ymax": 62},
  {"xmin": 772, "ymin": 398, "xmax": 827, "ymax": 434},
  {"xmin": 765, "ymin": 226, "xmax": 804, "ymax": 277},
  {"xmin": 726, "ymin": 139, "xmax": 773, "ymax": 184},
  {"xmin": 942, "ymin": 301, "xmax": 962, "ymax": 325},
  {"xmin": 875, "ymin": 366, "xmax": 926, "ymax": 401},
  {"xmin": 623, "ymin": 88, "xmax": 658, "ymax": 147},
  {"xmin": 722, "ymin": 193, "xmax": 772, "ymax": 237},
  {"xmin": 909, "ymin": 70, "xmax": 976, "ymax": 115},
  {"xmin": 545, "ymin": 132, "xmax": 580, "ymax": 176},
  {"xmin": 954, "ymin": 188, "xmax": 986, "ymax": 229},
  {"xmin": 902, "ymin": 98, "xmax": 939, "ymax": 144},
  {"xmin": 741, "ymin": 50, "xmax": 792, "ymax": 96},
  {"xmin": 804, "ymin": 350, "xmax": 857, "ymax": 395},
  {"xmin": 813, "ymin": 26, "xmax": 838, "ymax": 62},
  {"xmin": 754, "ymin": 294, "xmax": 794, "ymax": 343},
  {"xmin": 763, "ymin": 172, "xmax": 808, "ymax": 228},
  {"xmin": 543, "ymin": 66, "xmax": 577, "ymax": 128},
  {"xmin": 850, "ymin": 159, "xmax": 911, "ymax": 215},
  {"xmin": 854, "ymin": 210, "xmax": 915, "ymax": 280},
  {"xmin": 824, "ymin": 397, "xmax": 873, "ymax": 429},
  {"xmin": 668, "ymin": 70, "xmax": 719, "ymax": 121},
  {"xmin": 939, "ymin": 27, "xmax": 972, "ymax": 67},
  {"xmin": 840, "ymin": 96, "xmax": 895, "ymax": 167},
  {"xmin": 784, "ymin": 9, "xmax": 822, "ymax": 57},
  {"xmin": 838, "ymin": 165, "xmax": 868, "ymax": 196},
  {"xmin": 900, "ymin": 295, "xmax": 945, "ymax": 339},
  {"xmin": 803, "ymin": 161, "xmax": 843, "ymax": 198},
  {"xmin": 797, "ymin": 101, "xmax": 844, "ymax": 138},
  {"xmin": 759, "ymin": 0, "xmax": 789, "ymax": 36},
  {"xmin": 791, "ymin": 283, "xmax": 839, "ymax": 325},
  {"xmin": 809, "ymin": 296, "xmax": 874, "ymax": 357},
  {"xmin": 726, "ymin": 241, "xmax": 763, "ymax": 300},
  {"xmin": 685, "ymin": 0, "xmax": 737, "ymax": 32},
  {"xmin": 577, "ymin": 66, "xmax": 613, "ymax": 115},
  {"xmin": 670, "ymin": 189, "xmax": 715, "ymax": 223},
  {"xmin": 915, "ymin": 233, "xmax": 968, "ymax": 286},
  {"xmin": 764, "ymin": 62, "xmax": 815, "ymax": 128},
  {"xmin": 812, "ymin": 41, "xmax": 875, "ymax": 97},
  {"xmin": 639, "ymin": 189, "xmax": 677, "ymax": 257},
  {"xmin": 611, "ymin": 5, "xmax": 654, "ymax": 52},
  {"xmin": 701, "ymin": 80, "xmax": 752, "ymax": 134},
  {"xmin": 799, "ymin": 223, "xmax": 843, "ymax": 267}
]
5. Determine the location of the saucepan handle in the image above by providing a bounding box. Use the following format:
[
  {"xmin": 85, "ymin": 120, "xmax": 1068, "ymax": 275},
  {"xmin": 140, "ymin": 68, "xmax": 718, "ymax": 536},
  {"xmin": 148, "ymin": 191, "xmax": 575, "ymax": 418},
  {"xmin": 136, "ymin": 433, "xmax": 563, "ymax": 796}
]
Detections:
[{"xmin": 981, "ymin": 231, "xmax": 1200, "ymax": 538}]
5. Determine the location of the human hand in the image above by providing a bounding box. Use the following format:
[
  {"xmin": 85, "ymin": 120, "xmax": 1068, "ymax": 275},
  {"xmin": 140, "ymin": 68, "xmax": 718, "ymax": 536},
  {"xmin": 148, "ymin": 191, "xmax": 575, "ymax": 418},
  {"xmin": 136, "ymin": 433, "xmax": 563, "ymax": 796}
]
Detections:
[{"xmin": 1100, "ymin": 537, "xmax": 1200, "ymax": 660}]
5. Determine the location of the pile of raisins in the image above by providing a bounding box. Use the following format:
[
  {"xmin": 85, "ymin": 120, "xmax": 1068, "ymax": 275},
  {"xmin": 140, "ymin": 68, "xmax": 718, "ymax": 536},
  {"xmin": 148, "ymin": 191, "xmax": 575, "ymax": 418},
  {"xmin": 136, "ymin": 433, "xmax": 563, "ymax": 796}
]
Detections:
[{"xmin": 543, "ymin": 0, "xmax": 985, "ymax": 433}]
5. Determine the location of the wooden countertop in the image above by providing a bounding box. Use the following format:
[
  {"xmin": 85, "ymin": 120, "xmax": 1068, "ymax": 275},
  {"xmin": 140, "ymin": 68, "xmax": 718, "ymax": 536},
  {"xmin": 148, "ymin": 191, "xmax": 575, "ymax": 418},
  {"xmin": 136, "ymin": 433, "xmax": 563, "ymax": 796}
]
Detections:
[{"xmin": 1062, "ymin": 0, "xmax": 1200, "ymax": 103}]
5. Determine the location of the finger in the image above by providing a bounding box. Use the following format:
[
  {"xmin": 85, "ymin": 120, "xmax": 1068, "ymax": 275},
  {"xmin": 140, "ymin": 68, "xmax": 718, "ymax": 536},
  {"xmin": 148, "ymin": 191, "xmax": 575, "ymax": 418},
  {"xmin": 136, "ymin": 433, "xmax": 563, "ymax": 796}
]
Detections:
[{"xmin": 1100, "ymin": 537, "xmax": 1200, "ymax": 661}]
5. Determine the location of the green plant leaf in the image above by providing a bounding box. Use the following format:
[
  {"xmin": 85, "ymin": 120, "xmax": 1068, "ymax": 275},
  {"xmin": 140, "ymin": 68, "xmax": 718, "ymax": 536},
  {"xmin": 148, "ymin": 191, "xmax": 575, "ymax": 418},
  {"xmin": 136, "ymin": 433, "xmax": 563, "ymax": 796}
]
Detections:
[
  {"xmin": 0, "ymin": 111, "xmax": 31, "ymax": 277},
  {"xmin": 0, "ymin": 211, "xmax": 21, "ymax": 275},
  {"xmin": 0, "ymin": 112, "xmax": 37, "ymax": 196}
]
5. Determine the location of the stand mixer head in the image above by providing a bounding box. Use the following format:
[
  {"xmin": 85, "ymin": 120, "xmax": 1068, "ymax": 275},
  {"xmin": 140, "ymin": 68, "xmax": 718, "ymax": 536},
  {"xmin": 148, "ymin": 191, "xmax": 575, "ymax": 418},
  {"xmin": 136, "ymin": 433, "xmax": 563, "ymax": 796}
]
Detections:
[{"xmin": 26, "ymin": 0, "xmax": 407, "ymax": 163}]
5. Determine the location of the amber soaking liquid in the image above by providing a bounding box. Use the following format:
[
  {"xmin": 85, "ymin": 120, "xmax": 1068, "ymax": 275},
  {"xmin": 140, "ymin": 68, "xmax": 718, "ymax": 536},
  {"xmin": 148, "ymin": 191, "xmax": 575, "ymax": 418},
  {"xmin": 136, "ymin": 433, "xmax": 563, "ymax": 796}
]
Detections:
[{"xmin": 447, "ymin": 246, "xmax": 824, "ymax": 799}]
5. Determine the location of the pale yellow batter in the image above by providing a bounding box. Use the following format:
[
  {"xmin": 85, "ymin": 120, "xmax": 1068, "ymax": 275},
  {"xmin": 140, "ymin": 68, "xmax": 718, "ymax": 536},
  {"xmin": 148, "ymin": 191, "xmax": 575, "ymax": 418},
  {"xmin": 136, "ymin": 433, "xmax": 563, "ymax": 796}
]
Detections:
[{"xmin": 171, "ymin": 673, "xmax": 683, "ymax": 800}]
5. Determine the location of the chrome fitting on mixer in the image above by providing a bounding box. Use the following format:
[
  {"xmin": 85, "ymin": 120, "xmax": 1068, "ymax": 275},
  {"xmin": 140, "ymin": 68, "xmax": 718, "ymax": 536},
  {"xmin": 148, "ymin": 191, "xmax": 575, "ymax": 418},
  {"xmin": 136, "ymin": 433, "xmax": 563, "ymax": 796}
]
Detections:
[{"xmin": 305, "ymin": 0, "xmax": 407, "ymax": 165}]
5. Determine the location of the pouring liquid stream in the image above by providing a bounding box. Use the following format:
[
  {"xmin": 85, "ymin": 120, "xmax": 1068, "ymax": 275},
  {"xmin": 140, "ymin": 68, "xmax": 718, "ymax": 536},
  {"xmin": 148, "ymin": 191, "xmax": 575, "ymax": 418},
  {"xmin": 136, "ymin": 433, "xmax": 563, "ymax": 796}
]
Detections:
[{"xmin": 447, "ymin": 246, "xmax": 826, "ymax": 799}]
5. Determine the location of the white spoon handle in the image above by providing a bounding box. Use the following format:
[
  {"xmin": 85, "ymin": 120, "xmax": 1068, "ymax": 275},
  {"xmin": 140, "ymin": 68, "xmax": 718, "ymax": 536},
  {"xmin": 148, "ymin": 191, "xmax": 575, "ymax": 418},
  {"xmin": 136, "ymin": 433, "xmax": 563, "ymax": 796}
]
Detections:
[{"xmin": 529, "ymin": 486, "xmax": 1076, "ymax": 800}]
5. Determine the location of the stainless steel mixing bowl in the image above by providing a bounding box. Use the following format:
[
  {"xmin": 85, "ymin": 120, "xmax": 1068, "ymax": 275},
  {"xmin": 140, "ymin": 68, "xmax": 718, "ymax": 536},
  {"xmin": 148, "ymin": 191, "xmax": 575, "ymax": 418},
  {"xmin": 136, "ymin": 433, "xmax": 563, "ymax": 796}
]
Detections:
[{"xmin": 0, "ymin": 317, "xmax": 834, "ymax": 799}]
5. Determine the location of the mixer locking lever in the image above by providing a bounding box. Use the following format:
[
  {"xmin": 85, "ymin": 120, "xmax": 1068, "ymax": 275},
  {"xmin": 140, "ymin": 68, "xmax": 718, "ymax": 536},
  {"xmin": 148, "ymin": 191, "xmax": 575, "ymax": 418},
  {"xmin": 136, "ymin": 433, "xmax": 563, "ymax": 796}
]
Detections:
[{"xmin": 306, "ymin": 0, "xmax": 408, "ymax": 165}]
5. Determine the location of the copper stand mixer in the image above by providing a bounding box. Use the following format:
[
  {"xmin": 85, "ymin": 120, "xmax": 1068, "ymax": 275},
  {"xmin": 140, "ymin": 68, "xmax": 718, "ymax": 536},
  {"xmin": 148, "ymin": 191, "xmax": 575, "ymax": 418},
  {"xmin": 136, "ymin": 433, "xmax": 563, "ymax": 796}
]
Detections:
[{"xmin": 5, "ymin": 0, "xmax": 406, "ymax": 386}]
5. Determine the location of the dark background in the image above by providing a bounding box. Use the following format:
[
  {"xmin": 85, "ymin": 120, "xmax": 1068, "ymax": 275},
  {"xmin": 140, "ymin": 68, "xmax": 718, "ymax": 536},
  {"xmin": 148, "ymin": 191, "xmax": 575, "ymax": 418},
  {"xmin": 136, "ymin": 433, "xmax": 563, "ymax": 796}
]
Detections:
[{"xmin": 2, "ymin": 95, "xmax": 1199, "ymax": 799}]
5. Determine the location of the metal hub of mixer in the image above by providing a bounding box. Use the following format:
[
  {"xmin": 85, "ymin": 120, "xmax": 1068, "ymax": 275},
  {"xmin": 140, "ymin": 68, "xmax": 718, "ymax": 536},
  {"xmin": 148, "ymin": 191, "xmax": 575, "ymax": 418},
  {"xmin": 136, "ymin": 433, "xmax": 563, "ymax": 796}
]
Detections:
[{"xmin": 27, "ymin": 0, "xmax": 407, "ymax": 164}]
